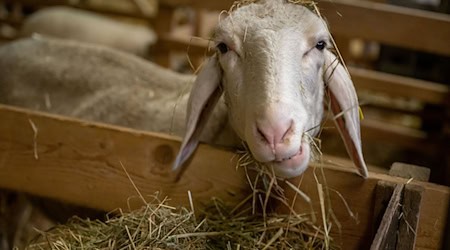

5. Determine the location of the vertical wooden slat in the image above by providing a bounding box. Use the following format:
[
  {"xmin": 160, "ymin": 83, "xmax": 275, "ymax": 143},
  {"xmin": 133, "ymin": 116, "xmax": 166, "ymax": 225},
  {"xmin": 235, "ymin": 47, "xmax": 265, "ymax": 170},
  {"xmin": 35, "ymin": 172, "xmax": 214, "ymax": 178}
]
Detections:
[
  {"xmin": 153, "ymin": 5, "xmax": 175, "ymax": 67},
  {"xmin": 371, "ymin": 183, "xmax": 404, "ymax": 250},
  {"xmin": 397, "ymin": 185, "xmax": 424, "ymax": 250}
]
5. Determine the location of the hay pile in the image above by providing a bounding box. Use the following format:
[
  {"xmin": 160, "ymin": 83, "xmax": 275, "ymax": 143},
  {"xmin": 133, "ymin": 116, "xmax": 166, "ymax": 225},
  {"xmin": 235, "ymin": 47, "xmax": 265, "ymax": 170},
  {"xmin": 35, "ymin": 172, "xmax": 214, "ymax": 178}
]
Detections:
[
  {"xmin": 26, "ymin": 146, "xmax": 338, "ymax": 250},
  {"xmin": 27, "ymin": 196, "xmax": 335, "ymax": 250}
]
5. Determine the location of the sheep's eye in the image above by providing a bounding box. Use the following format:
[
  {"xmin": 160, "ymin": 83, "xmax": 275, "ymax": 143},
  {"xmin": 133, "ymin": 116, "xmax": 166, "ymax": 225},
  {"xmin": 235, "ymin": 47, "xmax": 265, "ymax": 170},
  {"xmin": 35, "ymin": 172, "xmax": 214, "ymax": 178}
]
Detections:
[
  {"xmin": 217, "ymin": 42, "xmax": 229, "ymax": 54},
  {"xmin": 315, "ymin": 41, "xmax": 326, "ymax": 51}
]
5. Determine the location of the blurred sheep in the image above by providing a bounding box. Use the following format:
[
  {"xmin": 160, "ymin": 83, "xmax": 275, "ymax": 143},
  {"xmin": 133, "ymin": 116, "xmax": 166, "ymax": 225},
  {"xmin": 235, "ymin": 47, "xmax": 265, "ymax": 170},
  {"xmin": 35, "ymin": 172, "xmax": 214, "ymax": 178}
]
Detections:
[{"xmin": 20, "ymin": 6, "xmax": 157, "ymax": 57}]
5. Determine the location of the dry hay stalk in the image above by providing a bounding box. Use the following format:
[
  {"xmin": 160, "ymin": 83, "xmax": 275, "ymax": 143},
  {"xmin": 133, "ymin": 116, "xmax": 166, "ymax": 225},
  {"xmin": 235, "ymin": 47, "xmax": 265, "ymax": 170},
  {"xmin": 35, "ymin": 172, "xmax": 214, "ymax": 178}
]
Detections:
[{"xmin": 26, "ymin": 142, "xmax": 339, "ymax": 250}]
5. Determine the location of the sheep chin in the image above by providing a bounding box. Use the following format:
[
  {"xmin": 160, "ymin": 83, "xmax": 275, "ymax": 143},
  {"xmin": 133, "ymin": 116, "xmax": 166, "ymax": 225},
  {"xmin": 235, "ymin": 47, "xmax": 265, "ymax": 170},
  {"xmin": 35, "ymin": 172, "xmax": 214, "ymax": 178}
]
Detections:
[{"xmin": 270, "ymin": 142, "xmax": 311, "ymax": 179}]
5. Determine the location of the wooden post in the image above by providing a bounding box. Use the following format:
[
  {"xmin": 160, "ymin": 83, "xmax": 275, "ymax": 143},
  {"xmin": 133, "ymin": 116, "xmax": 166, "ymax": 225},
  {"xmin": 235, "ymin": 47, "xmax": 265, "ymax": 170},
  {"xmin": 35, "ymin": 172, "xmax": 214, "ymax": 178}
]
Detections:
[
  {"xmin": 371, "ymin": 183, "xmax": 404, "ymax": 250},
  {"xmin": 153, "ymin": 5, "xmax": 175, "ymax": 68},
  {"xmin": 389, "ymin": 162, "xmax": 430, "ymax": 182},
  {"xmin": 371, "ymin": 163, "xmax": 429, "ymax": 249},
  {"xmin": 397, "ymin": 184, "xmax": 424, "ymax": 250}
]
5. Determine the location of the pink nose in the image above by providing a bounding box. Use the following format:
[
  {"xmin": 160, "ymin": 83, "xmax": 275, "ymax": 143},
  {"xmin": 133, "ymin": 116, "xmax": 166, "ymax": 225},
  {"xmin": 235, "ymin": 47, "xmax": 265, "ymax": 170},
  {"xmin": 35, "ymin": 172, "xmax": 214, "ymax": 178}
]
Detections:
[{"xmin": 256, "ymin": 118, "xmax": 294, "ymax": 148}]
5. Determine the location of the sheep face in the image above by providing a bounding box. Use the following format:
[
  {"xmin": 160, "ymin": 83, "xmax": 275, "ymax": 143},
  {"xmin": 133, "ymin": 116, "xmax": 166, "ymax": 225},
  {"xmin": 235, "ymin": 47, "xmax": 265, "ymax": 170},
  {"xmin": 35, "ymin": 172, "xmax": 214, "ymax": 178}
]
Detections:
[
  {"xmin": 214, "ymin": 3, "xmax": 328, "ymax": 177},
  {"xmin": 175, "ymin": 0, "xmax": 368, "ymax": 179}
]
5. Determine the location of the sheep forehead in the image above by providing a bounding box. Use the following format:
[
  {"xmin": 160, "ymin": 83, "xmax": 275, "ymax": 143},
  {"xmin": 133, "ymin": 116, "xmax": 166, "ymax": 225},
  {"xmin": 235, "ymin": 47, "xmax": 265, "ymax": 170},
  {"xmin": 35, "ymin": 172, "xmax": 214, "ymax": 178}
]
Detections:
[{"xmin": 216, "ymin": 1, "xmax": 324, "ymax": 41}]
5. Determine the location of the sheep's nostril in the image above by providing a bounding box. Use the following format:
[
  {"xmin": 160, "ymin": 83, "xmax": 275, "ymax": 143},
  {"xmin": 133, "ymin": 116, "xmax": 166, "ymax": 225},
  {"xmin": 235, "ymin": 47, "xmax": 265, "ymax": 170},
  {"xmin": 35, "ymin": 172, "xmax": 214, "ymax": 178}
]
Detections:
[
  {"xmin": 281, "ymin": 120, "xmax": 294, "ymax": 141},
  {"xmin": 256, "ymin": 119, "xmax": 294, "ymax": 146},
  {"xmin": 257, "ymin": 127, "xmax": 270, "ymax": 144}
]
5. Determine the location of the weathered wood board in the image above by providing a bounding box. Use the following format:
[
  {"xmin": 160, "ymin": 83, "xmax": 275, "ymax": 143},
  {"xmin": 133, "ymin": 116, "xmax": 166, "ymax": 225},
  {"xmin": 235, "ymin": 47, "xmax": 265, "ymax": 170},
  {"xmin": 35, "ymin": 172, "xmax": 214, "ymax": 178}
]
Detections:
[{"xmin": 0, "ymin": 104, "xmax": 448, "ymax": 250}]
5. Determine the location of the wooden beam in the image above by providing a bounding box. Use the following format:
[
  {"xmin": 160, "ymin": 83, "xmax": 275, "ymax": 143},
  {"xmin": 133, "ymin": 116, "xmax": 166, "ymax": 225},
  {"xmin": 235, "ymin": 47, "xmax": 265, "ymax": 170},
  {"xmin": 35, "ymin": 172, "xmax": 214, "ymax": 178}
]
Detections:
[
  {"xmin": 319, "ymin": 0, "xmax": 450, "ymax": 56},
  {"xmin": 153, "ymin": 34, "xmax": 211, "ymax": 55},
  {"xmin": 389, "ymin": 162, "xmax": 431, "ymax": 182},
  {"xmin": 160, "ymin": 0, "xmax": 230, "ymax": 10},
  {"xmin": 153, "ymin": 6, "xmax": 175, "ymax": 67},
  {"xmin": 398, "ymin": 184, "xmax": 425, "ymax": 250},
  {"xmin": 0, "ymin": 104, "xmax": 250, "ymax": 211},
  {"xmin": 0, "ymin": 104, "xmax": 447, "ymax": 249},
  {"xmin": 370, "ymin": 182, "xmax": 404, "ymax": 250},
  {"xmin": 360, "ymin": 119, "xmax": 430, "ymax": 150},
  {"xmin": 322, "ymin": 118, "xmax": 432, "ymax": 152},
  {"xmin": 350, "ymin": 67, "xmax": 449, "ymax": 105}
]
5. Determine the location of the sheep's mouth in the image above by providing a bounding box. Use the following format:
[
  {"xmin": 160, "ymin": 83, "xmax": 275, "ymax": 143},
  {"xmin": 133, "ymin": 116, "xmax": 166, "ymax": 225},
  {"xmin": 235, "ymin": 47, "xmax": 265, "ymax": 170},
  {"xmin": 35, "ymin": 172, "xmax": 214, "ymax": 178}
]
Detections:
[
  {"xmin": 269, "ymin": 141, "xmax": 311, "ymax": 178},
  {"xmin": 274, "ymin": 145, "xmax": 304, "ymax": 162}
]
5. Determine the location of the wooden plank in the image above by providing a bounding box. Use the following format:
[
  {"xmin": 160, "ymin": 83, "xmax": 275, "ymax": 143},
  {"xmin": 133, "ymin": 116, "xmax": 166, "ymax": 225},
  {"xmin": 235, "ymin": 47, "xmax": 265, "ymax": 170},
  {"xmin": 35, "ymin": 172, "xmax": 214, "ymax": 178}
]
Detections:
[
  {"xmin": 372, "ymin": 181, "xmax": 396, "ymax": 244},
  {"xmin": 322, "ymin": 118, "xmax": 432, "ymax": 152},
  {"xmin": 318, "ymin": 0, "xmax": 450, "ymax": 56},
  {"xmin": 160, "ymin": 0, "xmax": 230, "ymax": 10},
  {"xmin": 0, "ymin": 104, "xmax": 447, "ymax": 250},
  {"xmin": 370, "ymin": 183, "xmax": 404, "ymax": 250},
  {"xmin": 350, "ymin": 67, "xmax": 449, "ymax": 105},
  {"xmin": 360, "ymin": 119, "xmax": 428, "ymax": 148},
  {"xmin": 0, "ymin": 104, "xmax": 250, "ymax": 211},
  {"xmin": 153, "ymin": 6, "xmax": 175, "ymax": 67},
  {"xmin": 398, "ymin": 184, "xmax": 424, "ymax": 250},
  {"xmin": 389, "ymin": 162, "xmax": 431, "ymax": 182},
  {"xmin": 153, "ymin": 34, "xmax": 211, "ymax": 55}
]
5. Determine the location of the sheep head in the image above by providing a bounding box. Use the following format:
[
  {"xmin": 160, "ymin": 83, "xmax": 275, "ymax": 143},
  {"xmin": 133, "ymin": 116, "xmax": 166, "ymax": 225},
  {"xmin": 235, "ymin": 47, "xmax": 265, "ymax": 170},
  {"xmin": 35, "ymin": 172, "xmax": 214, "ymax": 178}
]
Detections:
[{"xmin": 174, "ymin": 0, "xmax": 368, "ymax": 179}]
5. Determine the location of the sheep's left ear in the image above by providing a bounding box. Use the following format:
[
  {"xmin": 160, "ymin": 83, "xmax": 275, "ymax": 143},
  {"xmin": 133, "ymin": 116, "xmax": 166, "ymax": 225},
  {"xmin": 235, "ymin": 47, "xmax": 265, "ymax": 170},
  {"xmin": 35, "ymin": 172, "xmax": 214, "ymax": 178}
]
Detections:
[
  {"xmin": 173, "ymin": 55, "xmax": 223, "ymax": 171},
  {"xmin": 324, "ymin": 50, "xmax": 368, "ymax": 178}
]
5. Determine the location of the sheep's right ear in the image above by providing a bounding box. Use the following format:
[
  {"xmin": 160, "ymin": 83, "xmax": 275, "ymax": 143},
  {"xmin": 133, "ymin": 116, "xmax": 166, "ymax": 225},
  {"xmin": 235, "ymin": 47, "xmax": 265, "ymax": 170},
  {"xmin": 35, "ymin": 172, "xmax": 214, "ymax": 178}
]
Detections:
[
  {"xmin": 324, "ymin": 50, "xmax": 368, "ymax": 178},
  {"xmin": 173, "ymin": 56, "xmax": 223, "ymax": 171}
]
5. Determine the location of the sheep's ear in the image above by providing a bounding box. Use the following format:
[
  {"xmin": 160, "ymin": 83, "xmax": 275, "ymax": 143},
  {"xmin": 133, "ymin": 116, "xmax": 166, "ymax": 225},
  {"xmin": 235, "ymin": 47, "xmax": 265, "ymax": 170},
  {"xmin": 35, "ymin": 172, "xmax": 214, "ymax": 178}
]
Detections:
[
  {"xmin": 324, "ymin": 50, "xmax": 368, "ymax": 178},
  {"xmin": 173, "ymin": 56, "xmax": 223, "ymax": 171}
]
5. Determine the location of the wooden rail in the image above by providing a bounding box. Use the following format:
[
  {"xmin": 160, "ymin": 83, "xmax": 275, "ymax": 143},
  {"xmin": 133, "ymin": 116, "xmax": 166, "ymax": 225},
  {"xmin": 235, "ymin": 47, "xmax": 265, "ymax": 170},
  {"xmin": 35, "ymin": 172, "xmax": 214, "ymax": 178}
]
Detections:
[
  {"xmin": 0, "ymin": 104, "xmax": 447, "ymax": 249},
  {"xmin": 349, "ymin": 67, "xmax": 449, "ymax": 105},
  {"xmin": 319, "ymin": 0, "xmax": 450, "ymax": 56}
]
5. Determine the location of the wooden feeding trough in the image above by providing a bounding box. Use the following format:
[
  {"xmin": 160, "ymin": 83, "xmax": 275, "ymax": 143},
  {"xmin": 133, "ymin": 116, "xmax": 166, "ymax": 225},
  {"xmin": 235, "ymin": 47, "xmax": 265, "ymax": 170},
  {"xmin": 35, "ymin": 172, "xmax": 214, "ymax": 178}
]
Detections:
[{"xmin": 0, "ymin": 104, "xmax": 448, "ymax": 249}]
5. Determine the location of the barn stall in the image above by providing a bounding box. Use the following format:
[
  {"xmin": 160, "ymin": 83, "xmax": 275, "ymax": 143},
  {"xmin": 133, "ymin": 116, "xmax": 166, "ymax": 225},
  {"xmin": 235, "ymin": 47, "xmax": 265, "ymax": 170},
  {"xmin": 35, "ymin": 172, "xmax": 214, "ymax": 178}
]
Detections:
[{"xmin": 0, "ymin": 0, "xmax": 449, "ymax": 249}]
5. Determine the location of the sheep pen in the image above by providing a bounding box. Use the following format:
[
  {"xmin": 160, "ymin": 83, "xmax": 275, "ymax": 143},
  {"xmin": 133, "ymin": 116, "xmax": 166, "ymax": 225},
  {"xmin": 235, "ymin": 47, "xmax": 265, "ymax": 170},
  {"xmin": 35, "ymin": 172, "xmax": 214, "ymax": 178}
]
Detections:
[{"xmin": 1, "ymin": 0, "xmax": 448, "ymax": 249}]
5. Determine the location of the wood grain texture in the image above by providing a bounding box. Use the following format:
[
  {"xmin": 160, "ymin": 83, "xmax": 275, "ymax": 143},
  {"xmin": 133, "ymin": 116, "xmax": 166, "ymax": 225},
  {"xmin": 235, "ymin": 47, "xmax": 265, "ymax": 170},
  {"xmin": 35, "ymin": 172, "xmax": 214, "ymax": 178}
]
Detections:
[
  {"xmin": 279, "ymin": 163, "xmax": 448, "ymax": 250},
  {"xmin": 370, "ymin": 183, "xmax": 403, "ymax": 250},
  {"xmin": 390, "ymin": 162, "xmax": 431, "ymax": 182},
  {"xmin": 0, "ymin": 104, "xmax": 448, "ymax": 250},
  {"xmin": 318, "ymin": 0, "xmax": 450, "ymax": 56},
  {"xmin": 398, "ymin": 184, "xmax": 425, "ymax": 250},
  {"xmin": 350, "ymin": 67, "xmax": 449, "ymax": 105},
  {"xmin": 0, "ymin": 104, "xmax": 250, "ymax": 211},
  {"xmin": 372, "ymin": 181, "xmax": 397, "ymax": 244}
]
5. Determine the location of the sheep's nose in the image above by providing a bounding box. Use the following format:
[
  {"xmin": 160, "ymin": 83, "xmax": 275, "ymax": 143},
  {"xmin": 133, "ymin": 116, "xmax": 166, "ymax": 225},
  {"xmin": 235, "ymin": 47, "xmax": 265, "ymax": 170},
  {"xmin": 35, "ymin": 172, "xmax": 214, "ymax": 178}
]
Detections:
[{"xmin": 256, "ymin": 119, "xmax": 294, "ymax": 148}]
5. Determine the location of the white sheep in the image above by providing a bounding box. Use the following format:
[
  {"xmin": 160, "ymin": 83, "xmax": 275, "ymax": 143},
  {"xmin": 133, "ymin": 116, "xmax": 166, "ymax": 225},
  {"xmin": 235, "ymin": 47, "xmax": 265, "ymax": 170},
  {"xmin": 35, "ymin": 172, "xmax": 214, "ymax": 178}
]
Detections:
[
  {"xmin": 0, "ymin": 36, "xmax": 236, "ymax": 148},
  {"xmin": 0, "ymin": 0, "xmax": 368, "ymax": 179},
  {"xmin": 20, "ymin": 6, "xmax": 157, "ymax": 57},
  {"xmin": 173, "ymin": 0, "xmax": 368, "ymax": 178}
]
